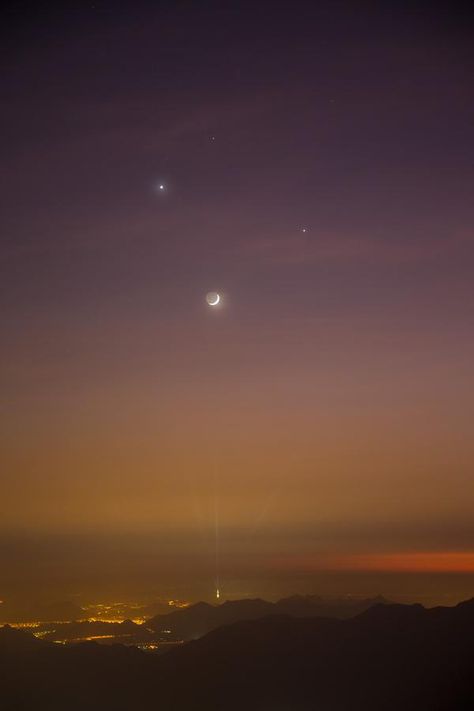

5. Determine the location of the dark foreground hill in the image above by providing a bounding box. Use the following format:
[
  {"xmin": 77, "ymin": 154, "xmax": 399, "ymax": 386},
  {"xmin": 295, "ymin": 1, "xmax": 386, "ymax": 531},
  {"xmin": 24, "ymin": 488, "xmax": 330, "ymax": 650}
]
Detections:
[{"xmin": 1, "ymin": 598, "xmax": 474, "ymax": 710}]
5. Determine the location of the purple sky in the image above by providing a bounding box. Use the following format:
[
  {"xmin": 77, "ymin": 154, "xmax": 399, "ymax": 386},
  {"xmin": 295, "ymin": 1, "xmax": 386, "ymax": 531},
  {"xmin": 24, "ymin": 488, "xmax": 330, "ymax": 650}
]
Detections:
[{"xmin": 1, "ymin": 1, "xmax": 474, "ymax": 604}]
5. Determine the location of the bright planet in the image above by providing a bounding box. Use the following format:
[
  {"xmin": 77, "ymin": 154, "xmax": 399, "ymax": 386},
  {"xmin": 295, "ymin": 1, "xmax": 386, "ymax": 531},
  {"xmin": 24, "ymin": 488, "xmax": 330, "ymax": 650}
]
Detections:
[{"xmin": 206, "ymin": 291, "xmax": 220, "ymax": 306}]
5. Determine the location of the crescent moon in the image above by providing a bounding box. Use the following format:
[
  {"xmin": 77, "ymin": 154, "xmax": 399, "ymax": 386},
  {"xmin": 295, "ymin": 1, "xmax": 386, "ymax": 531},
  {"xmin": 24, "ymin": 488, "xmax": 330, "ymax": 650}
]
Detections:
[{"xmin": 209, "ymin": 294, "xmax": 220, "ymax": 306}]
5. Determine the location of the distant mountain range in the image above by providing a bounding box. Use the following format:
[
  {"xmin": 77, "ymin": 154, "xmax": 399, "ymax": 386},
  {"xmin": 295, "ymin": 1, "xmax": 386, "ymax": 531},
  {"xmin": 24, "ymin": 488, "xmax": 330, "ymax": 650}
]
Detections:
[
  {"xmin": 146, "ymin": 593, "xmax": 391, "ymax": 639},
  {"xmin": 1, "ymin": 594, "xmax": 390, "ymax": 645},
  {"xmin": 1, "ymin": 597, "xmax": 473, "ymax": 709}
]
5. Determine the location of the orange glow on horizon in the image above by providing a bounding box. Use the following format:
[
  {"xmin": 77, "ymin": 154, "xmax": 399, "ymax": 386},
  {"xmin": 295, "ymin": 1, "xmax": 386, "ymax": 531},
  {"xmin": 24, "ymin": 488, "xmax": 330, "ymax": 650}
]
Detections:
[{"xmin": 275, "ymin": 551, "xmax": 474, "ymax": 574}]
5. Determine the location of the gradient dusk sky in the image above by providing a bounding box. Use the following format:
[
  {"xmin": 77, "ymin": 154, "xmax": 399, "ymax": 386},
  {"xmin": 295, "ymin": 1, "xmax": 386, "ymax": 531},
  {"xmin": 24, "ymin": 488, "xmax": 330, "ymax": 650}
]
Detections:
[{"xmin": 1, "ymin": 1, "xmax": 474, "ymax": 605}]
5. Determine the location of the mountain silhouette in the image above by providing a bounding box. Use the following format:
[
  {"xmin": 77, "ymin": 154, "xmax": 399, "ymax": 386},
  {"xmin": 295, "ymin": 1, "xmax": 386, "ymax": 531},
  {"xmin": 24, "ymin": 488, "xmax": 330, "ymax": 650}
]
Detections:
[
  {"xmin": 2, "ymin": 598, "xmax": 474, "ymax": 709},
  {"xmin": 146, "ymin": 593, "xmax": 390, "ymax": 639},
  {"xmin": 0, "ymin": 624, "xmax": 47, "ymax": 653},
  {"xmin": 153, "ymin": 597, "xmax": 474, "ymax": 710},
  {"xmin": 8, "ymin": 594, "xmax": 390, "ymax": 646}
]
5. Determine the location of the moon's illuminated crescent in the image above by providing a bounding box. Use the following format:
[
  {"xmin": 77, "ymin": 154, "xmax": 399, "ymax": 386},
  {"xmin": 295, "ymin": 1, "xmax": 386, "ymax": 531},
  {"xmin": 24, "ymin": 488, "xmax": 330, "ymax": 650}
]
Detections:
[{"xmin": 206, "ymin": 291, "xmax": 220, "ymax": 306}]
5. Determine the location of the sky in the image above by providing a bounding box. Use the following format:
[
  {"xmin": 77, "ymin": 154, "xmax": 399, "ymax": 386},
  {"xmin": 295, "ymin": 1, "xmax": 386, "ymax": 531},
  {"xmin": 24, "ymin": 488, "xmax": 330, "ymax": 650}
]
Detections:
[{"xmin": 1, "ymin": 0, "xmax": 474, "ymax": 606}]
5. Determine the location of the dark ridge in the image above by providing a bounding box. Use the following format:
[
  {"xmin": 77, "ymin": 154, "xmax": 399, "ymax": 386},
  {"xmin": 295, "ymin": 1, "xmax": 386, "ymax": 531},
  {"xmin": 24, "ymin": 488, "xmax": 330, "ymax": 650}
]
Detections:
[{"xmin": 2, "ymin": 598, "xmax": 474, "ymax": 709}]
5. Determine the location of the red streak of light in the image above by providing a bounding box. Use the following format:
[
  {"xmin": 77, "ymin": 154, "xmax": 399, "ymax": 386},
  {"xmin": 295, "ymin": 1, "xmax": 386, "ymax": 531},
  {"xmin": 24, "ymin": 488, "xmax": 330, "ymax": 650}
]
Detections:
[{"xmin": 273, "ymin": 551, "xmax": 474, "ymax": 573}]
